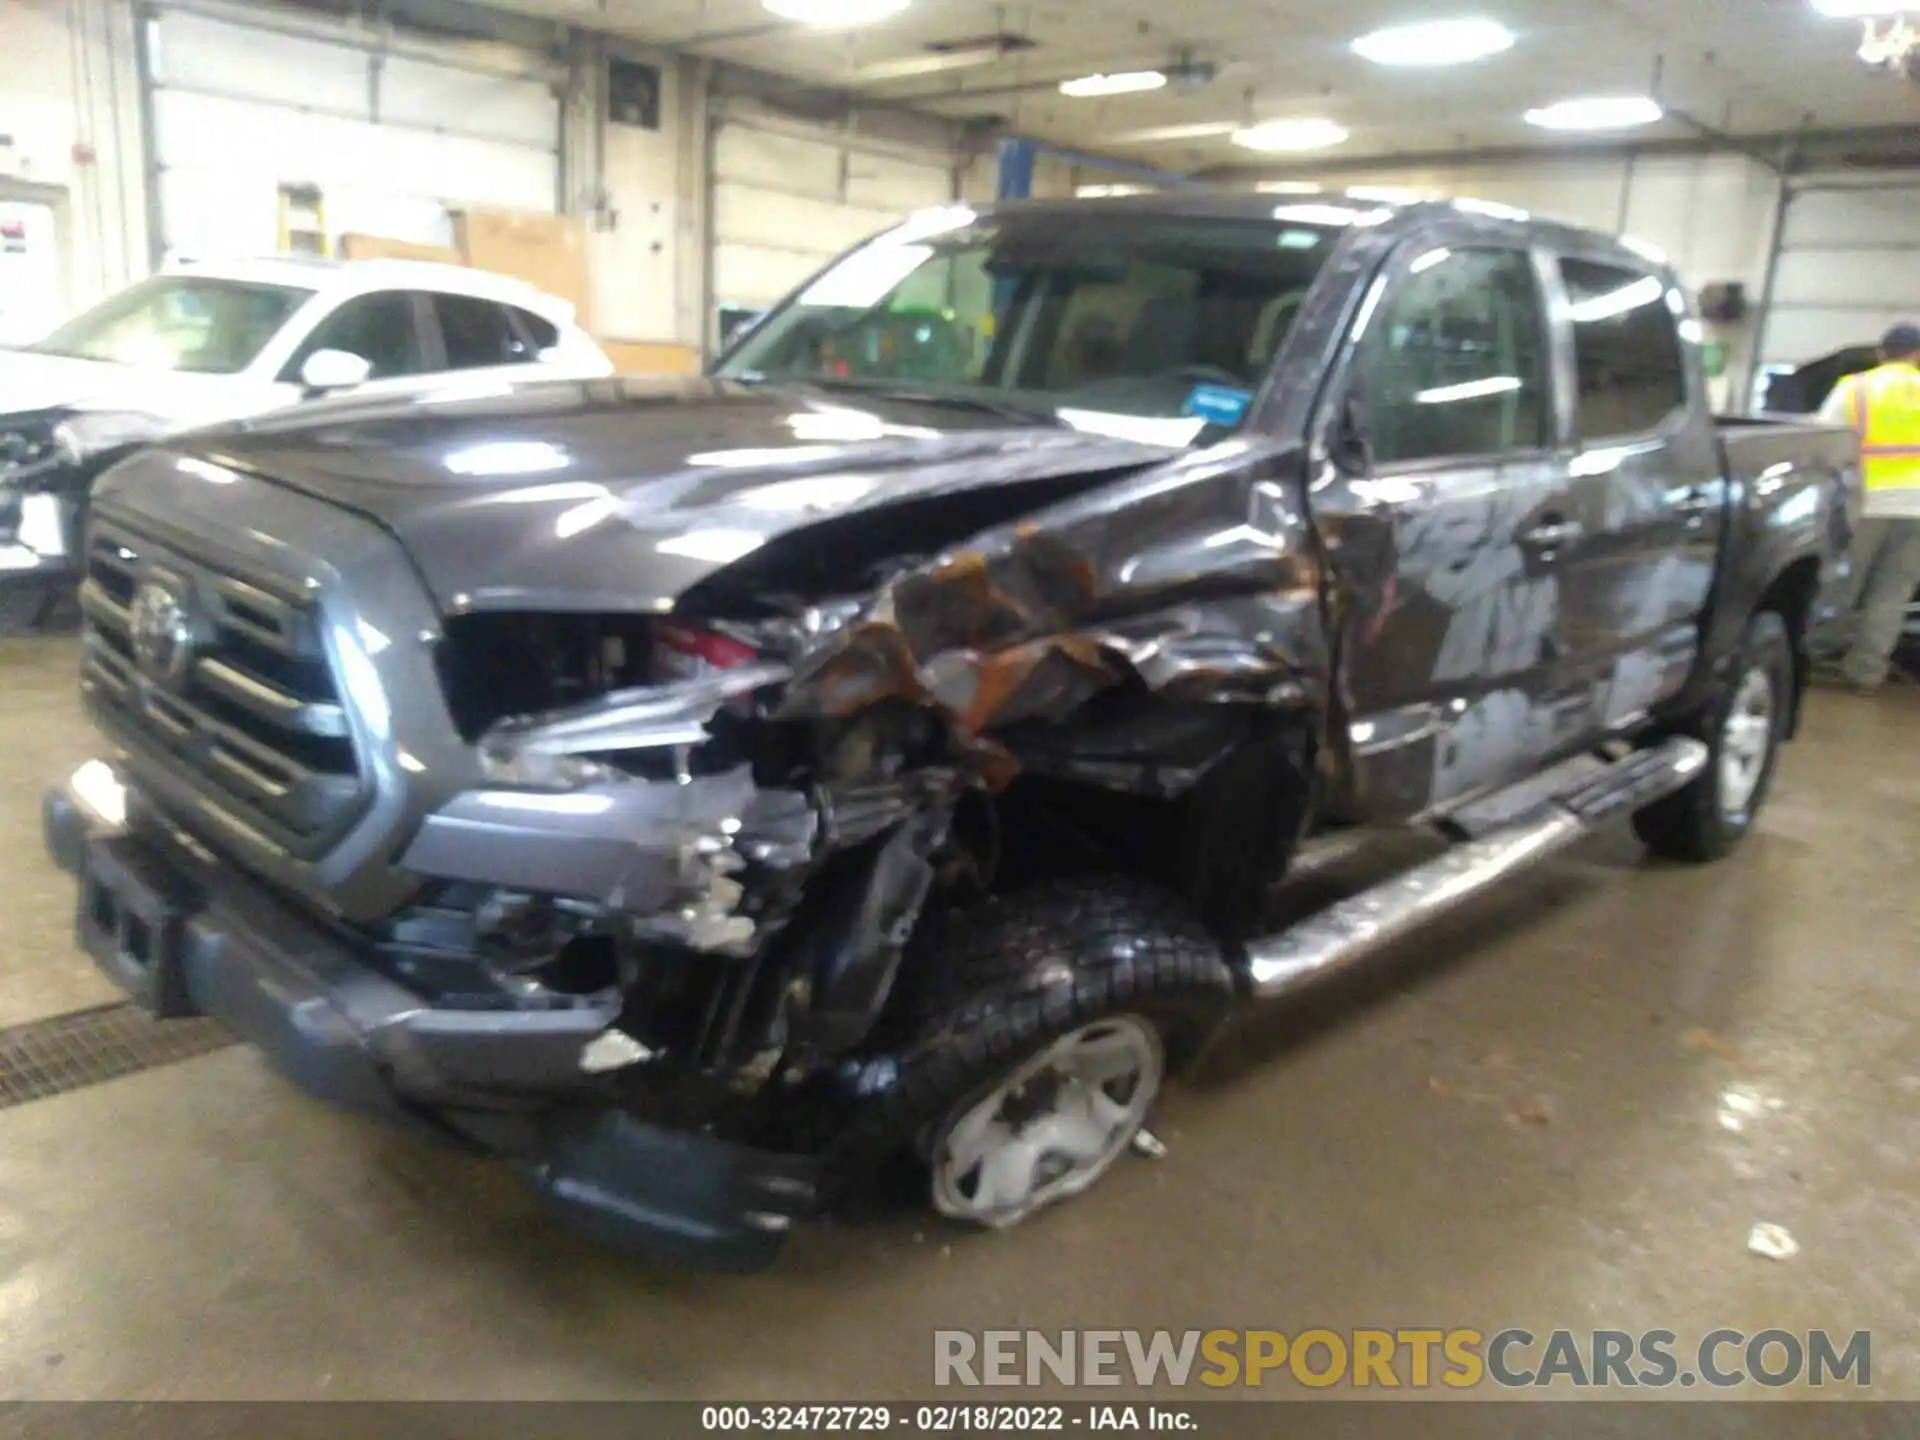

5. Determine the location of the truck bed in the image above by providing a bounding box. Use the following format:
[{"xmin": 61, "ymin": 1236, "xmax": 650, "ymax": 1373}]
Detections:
[{"xmin": 1716, "ymin": 414, "xmax": 1859, "ymax": 487}]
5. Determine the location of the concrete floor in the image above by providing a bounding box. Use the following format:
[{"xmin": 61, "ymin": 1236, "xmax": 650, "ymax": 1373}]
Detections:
[{"xmin": 1, "ymin": 630, "xmax": 1917, "ymax": 1400}]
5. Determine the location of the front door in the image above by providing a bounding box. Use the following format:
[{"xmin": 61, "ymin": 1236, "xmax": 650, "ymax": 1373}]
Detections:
[{"xmin": 1327, "ymin": 240, "xmax": 1583, "ymax": 818}]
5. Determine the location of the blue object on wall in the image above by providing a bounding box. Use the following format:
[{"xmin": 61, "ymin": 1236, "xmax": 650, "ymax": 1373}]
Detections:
[{"xmin": 997, "ymin": 138, "xmax": 1037, "ymax": 202}]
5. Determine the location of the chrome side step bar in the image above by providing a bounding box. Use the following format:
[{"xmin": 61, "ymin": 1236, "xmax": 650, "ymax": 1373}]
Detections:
[{"xmin": 1240, "ymin": 737, "xmax": 1709, "ymax": 999}]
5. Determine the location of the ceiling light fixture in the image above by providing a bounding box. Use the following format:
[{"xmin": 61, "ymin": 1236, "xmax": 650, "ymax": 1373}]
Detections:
[
  {"xmin": 1352, "ymin": 16, "xmax": 1516, "ymax": 67},
  {"xmin": 1233, "ymin": 118, "xmax": 1351, "ymax": 152},
  {"xmin": 1810, "ymin": 0, "xmax": 1909, "ymax": 15},
  {"xmin": 1109, "ymin": 121, "xmax": 1241, "ymax": 143},
  {"xmin": 1524, "ymin": 95, "xmax": 1663, "ymax": 131},
  {"xmin": 1060, "ymin": 70, "xmax": 1169, "ymax": 98},
  {"xmin": 763, "ymin": 0, "xmax": 910, "ymax": 28}
]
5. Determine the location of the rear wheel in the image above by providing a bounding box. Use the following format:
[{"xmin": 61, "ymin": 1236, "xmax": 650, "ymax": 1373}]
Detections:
[{"xmin": 1632, "ymin": 611, "xmax": 1792, "ymax": 862}]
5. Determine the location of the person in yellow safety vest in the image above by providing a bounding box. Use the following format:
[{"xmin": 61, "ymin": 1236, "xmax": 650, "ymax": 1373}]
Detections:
[{"xmin": 1817, "ymin": 323, "xmax": 1920, "ymax": 689}]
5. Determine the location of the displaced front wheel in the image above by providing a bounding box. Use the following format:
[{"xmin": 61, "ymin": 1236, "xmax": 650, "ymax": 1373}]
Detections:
[
  {"xmin": 930, "ymin": 1015, "xmax": 1164, "ymax": 1228},
  {"xmin": 1632, "ymin": 610, "xmax": 1791, "ymax": 862},
  {"xmin": 828, "ymin": 878, "xmax": 1234, "ymax": 1229}
]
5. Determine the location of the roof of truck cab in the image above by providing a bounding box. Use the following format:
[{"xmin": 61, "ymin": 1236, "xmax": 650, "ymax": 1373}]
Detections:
[
  {"xmin": 973, "ymin": 190, "xmax": 1673, "ymax": 274},
  {"xmin": 157, "ymin": 255, "xmax": 580, "ymax": 324}
]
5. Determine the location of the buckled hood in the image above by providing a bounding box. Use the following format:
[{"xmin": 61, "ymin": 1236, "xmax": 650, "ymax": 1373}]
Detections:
[{"xmin": 158, "ymin": 376, "xmax": 1174, "ymax": 614}]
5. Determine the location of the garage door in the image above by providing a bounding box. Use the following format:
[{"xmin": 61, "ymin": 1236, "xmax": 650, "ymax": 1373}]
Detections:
[
  {"xmin": 1757, "ymin": 176, "xmax": 1920, "ymax": 373},
  {"xmin": 712, "ymin": 118, "xmax": 955, "ymax": 311},
  {"xmin": 144, "ymin": 6, "xmax": 560, "ymax": 263}
]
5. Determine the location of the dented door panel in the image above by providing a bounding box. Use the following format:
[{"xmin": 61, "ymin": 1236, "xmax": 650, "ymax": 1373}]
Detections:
[{"xmin": 1316, "ymin": 452, "xmax": 1579, "ymax": 819}]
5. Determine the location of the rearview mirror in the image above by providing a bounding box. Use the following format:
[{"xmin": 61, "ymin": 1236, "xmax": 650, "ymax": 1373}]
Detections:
[{"xmin": 299, "ymin": 349, "xmax": 373, "ymax": 394}]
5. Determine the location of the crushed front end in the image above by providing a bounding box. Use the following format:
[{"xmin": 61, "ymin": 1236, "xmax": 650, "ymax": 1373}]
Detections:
[{"xmin": 45, "ymin": 418, "xmax": 1325, "ymax": 1269}]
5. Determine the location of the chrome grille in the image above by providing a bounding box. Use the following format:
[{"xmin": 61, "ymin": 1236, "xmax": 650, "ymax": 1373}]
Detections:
[{"xmin": 80, "ymin": 521, "xmax": 368, "ymax": 851}]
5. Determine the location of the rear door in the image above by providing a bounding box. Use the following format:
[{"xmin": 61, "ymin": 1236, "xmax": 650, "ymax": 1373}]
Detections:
[
  {"xmin": 1547, "ymin": 252, "xmax": 1723, "ymax": 732},
  {"xmin": 1333, "ymin": 239, "xmax": 1580, "ymax": 813}
]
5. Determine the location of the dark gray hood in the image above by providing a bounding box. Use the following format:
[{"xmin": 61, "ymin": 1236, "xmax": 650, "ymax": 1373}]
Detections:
[{"xmin": 165, "ymin": 376, "xmax": 1171, "ymax": 614}]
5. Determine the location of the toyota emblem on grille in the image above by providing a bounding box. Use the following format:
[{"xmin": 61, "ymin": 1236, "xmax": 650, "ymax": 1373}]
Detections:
[{"xmin": 129, "ymin": 578, "xmax": 195, "ymax": 684}]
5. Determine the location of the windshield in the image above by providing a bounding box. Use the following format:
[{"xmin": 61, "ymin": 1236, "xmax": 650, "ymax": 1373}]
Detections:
[
  {"xmin": 29, "ymin": 275, "xmax": 314, "ymax": 375},
  {"xmin": 717, "ymin": 207, "xmax": 1338, "ymax": 445}
]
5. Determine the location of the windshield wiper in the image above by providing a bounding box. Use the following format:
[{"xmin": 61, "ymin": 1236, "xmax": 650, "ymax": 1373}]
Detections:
[{"xmin": 796, "ymin": 377, "xmax": 1064, "ymax": 427}]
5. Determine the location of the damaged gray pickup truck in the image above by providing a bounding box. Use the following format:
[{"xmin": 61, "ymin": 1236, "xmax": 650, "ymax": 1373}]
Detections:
[{"xmin": 44, "ymin": 193, "xmax": 1857, "ymax": 1269}]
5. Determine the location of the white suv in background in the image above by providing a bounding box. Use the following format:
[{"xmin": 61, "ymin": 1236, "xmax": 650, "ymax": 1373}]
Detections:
[{"xmin": 0, "ymin": 257, "xmax": 612, "ymax": 631}]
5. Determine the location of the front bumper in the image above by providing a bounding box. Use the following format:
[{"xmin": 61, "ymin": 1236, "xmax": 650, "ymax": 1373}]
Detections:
[{"xmin": 43, "ymin": 768, "xmax": 818, "ymax": 1271}]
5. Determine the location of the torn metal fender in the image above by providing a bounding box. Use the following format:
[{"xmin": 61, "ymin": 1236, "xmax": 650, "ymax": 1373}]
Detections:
[{"xmin": 775, "ymin": 439, "xmax": 1329, "ymax": 746}]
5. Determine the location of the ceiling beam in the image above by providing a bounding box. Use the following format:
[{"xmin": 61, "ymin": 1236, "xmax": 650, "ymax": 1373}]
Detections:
[{"xmin": 1193, "ymin": 124, "xmax": 1920, "ymax": 183}]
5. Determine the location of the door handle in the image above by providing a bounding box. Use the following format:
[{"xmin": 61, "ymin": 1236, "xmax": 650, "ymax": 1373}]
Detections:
[{"xmin": 1521, "ymin": 515, "xmax": 1584, "ymax": 549}]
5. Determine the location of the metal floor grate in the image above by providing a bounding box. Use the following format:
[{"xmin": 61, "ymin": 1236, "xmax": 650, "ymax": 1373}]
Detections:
[{"xmin": 0, "ymin": 1001, "xmax": 235, "ymax": 1110}]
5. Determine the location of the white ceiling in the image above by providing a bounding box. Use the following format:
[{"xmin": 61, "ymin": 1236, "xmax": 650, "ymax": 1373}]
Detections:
[{"xmin": 522, "ymin": 0, "xmax": 1920, "ymax": 167}]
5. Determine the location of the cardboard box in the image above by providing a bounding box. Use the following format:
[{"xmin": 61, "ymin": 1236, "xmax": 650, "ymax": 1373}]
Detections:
[
  {"xmin": 339, "ymin": 232, "xmax": 463, "ymax": 265},
  {"xmin": 601, "ymin": 340, "xmax": 702, "ymax": 376},
  {"xmin": 450, "ymin": 208, "xmax": 593, "ymax": 330}
]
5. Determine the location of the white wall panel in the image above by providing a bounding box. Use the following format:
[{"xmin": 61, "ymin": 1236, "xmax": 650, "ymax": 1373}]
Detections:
[
  {"xmin": 148, "ymin": 6, "xmax": 558, "ymax": 264},
  {"xmin": 149, "ymin": 12, "xmax": 367, "ymax": 109},
  {"xmin": 0, "ymin": 0, "xmax": 148, "ymax": 309},
  {"xmin": 1771, "ymin": 249, "xmax": 1917, "ymax": 307},
  {"xmin": 1757, "ymin": 178, "xmax": 1920, "ymax": 375},
  {"xmin": 1780, "ymin": 185, "xmax": 1920, "ymax": 246},
  {"xmin": 715, "ymin": 185, "xmax": 895, "ymax": 256},
  {"xmin": 712, "ymin": 119, "xmax": 951, "ymax": 310},
  {"xmin": 716, "ymin": 126, "xmax": 844, "ymax": 197},
  {"xmin": 380, "ymin": 56, "xmax": 556, "ymax": 147}
]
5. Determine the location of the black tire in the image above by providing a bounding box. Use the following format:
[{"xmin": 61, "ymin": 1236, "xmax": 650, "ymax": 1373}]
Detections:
[
  {"xmin": 1632, "ymin": 610, "xmax": 1792, "ymax": 862},
  {"xmin": 0, "ymin": 584, "xmax": 52, "ymax": 637},
  {"xmin": 821, "ymin": 876, "xmax": 1235, "ymax": 1219}
]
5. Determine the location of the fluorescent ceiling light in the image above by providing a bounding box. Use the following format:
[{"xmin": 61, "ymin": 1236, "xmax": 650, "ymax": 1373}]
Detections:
[
  {"xmin": 1060, "ymin": 70, "xmax": 1168, "ymax": 98},
  {"xmin": 763, "ymin": 0, "xmax": 909, "ymax": 27},
  {"xmin": 1233, "ymin": 118, "xmax": 1350, "ymax": 152},
  {"xmin": 1810, "ymin": 0, "xmax": 1908, "ymax": 14},
  {"xmin": 1525, "ymin": 95, "xmax": 1663, "ymax": 131},
  {"xmin": 1257, "ymin": 181, "xmax": 1323, "ymax": 194},
  {"xmin": 1353, "ymin": 16, "xmax": 1515, "ymax": 67},
  {"xmin": 1110, "ymin": 121, "xmax": 1240, "ymax": 143}
]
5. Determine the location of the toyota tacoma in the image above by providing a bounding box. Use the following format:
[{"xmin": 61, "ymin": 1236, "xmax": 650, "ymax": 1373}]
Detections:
[{"xmin": 44, "ymin": 194, "xmax": 1857, "ymax": 1269}]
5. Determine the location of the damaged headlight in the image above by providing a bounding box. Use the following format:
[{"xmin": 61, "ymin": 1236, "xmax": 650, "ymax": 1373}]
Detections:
[
  {"xmin": 477, "ymin": 747, "xmax": 627, "ymax": 792},
  {"xmin": 477, "ymin": 657, "xmax": 791, "ymax": 792},
  {"xmin": 52, "ymin": 410, "xmax": 171, "ymax": 464}
]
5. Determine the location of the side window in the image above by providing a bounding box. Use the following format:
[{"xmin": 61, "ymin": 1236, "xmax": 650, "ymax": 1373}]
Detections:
[
  {"xmin": 1359, "ymin": 247, "xmax": 1549, "ymax": 466},
  {"xmin": 508, "ymin": 305, "xmax": 560, "ymax": 352},
  {"xmin": 286, "ymin": 291, "xmax": 426, "ymax": 380},
  {"xmin": 1559, "ymin": 257, "xmax": 1686, "ymax": 440},
  {"xmin": 434, "ymin": 294, "xmax": 533, "ymax": 369}
]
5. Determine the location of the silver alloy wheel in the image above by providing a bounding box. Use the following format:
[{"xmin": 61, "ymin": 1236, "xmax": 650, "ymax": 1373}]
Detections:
[
  {"xmin": 930, "ymin": 1016, "xmax": 1164, "ymax": 1229},
  {"xmin": 1719, "ymin": 664, "xmax": 1776, "ymax": 818}
]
